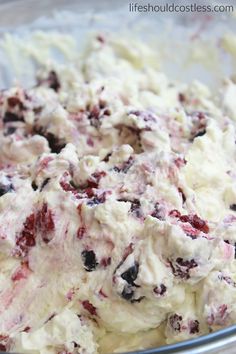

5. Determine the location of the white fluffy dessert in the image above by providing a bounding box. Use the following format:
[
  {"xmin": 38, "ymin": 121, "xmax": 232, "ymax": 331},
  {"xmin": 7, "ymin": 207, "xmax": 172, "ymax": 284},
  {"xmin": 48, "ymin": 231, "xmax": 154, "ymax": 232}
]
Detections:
[{"xmin": 0, "ymin": 34, "xmax": 236, "ymax": 354}]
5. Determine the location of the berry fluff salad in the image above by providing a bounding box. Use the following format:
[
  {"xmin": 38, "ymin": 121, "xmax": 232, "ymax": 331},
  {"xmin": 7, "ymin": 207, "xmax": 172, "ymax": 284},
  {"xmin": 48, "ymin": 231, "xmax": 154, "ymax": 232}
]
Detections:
[{"xmin": 0, "ymin": 34, "xmax": 236, "ymax": 354}]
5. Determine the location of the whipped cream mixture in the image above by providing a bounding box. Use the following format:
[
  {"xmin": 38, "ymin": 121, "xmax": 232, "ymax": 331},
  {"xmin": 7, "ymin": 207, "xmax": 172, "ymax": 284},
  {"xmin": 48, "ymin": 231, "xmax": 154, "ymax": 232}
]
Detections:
[{"xmin": 0, "ymin": 34, "xmax": 236, "ymax": 354}]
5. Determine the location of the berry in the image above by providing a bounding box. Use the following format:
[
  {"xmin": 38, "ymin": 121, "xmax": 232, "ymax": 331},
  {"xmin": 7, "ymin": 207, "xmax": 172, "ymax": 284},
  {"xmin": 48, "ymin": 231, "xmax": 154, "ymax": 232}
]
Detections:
[
  {"xmin": 121, "ymin": 285, "xmax": 134, "ymax": 300},
  {"xmin": 3, "ymin": 112, "xmax": 24, "ymax": 123},
  {"xmin": 170, "ymin": 258, "xmax": 198, "ymax": 280},
  {"xmin": 81, "ymin": 250, "xmax": 98, "ymax": 272},
  {"xmin": 179, "ymin": 214, "xmax": 209, "ymax": 233},
  {"xmin": 16, "ymin": 214, "xmax": 36, "ymax": 257},
  {"xmin": 47, "ymin": 71, "xmax": 61, "ymax": 92},
  {"xmin": 121, "ymin": 262, "xmax": 139, "ymax": 285},
  {"xmin": 230, "ymin": 204, "xmax": 236, "ymax": 211},
  {"xmin": 153, "ymin": 284, "xmax": 167, "ymax": 296},
  {"xmin": 169, "ymin": 314, "xmax": 182, "ymax": 332},
  {"xmin": 189, "ymin": 320, "xmax": 199, "ymax": 334},
  {"xmin": 82, "ymin": 300, "xmax": 97, "ymax": 316},
  {"xmin": 0, "ymin": 182, "xmax": 13, "ymax": 197}
]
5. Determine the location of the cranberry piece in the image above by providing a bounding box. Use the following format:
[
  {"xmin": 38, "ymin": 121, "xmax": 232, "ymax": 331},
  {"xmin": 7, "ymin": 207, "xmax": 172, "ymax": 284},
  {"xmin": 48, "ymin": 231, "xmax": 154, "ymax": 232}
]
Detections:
[
  {"xmin": 100, "ymin": 257, "xmax": 111, "ymax": 267},
  {"xmin": 174, "ymin": 157, "xmax": 187, "ymax": 168},
  {"xmin": 7, "ymin": 96, "xmax": 24, "ymax": 109},
  {"xmin": 169, "ymin": 209, "xmax": 181, "ymax": 218},
  {"xmin": 153, "ymin": 284, "xmax": 167, "ymax": 296},
  {"xmin": 230, "ymin": 204, "xmax": 236, "ymax": 211},
  {"xmin": 81, "ymin": 250, "xmax": 98, "ymax": 272},
  {"xmin": 16, "ymin": 214, "xmax": 36, "ymax": 257},
  {"xmin": 87, "ymin": 171, "xmax": 106, "ymax": 189},
  {"xmin": 130, "ymin": 199, "xmax": 142, "ymax": 217},
  {"xmin": 0, "ymin": 344, "xmax": 7, "ymax": 351},
  {"xmin": 36, "ymin": 204, "xmax": 55, "ymax": 243},
  {"xmin": 169, "ymin": 314, "xmax": 182, "ymax": 331},
  {"xmin": 121, "ymin": 262, "xmax": 139, "ymax": 285},
  {"xmin": 179, "ymin": 214, "xmax": 209, "ymax": 234},
  {"xmin": 189, "ymin": 320, "xmax": 199, "ymax": 334},
  {"xmin": 82, "ymin": 300, "xmax": 97, "ymax": 316}
]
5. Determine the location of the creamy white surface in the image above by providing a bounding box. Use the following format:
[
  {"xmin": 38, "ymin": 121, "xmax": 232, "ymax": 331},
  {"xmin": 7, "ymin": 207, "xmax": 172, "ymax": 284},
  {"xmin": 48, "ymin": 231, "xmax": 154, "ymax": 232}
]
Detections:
[{"xmin": 0, "ymin": 34, "xmax": 236, "ymax": 354}]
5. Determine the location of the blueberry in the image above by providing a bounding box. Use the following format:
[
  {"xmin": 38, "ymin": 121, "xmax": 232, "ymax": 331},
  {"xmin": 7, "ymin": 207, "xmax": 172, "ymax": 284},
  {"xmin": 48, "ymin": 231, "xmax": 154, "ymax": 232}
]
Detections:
[
  {"xmin": 31, "ymin": 181, "xmax": 38, "ymax": 191},
  {"xmin": 121, "ymin": 285, "xmax": 134, "ymax": 300},
  {"xmin": 3, "ymin": 112, "xmax": 24, "ymax": 123},
  {"xmin": 81, "ymin": 250, "xmax": 98, "ymax": 272},
  {"xmin": 0, "ymin": 183, "xmax": 13, "ymax": 197},
  {"xmin": 121, "ymin": 262, "xmax": 139, "ymax": 285},
  {"xmin": 193, "ymin": 129, "xmax": 206, "ymax": 139},
  {"xmin": 230, "ymin": 204, "xmax": 236, "ymax": 211},
  {"xmin": 189, "ymin": 320, "xmax": 199, "ymax": 334},
  {"xmin": 169, "ymin": 314, "xmax": 182, "ymax": 331},
  {"xmin": 47, "ymin": 71, "xmax": 61, "ymax": 92}
]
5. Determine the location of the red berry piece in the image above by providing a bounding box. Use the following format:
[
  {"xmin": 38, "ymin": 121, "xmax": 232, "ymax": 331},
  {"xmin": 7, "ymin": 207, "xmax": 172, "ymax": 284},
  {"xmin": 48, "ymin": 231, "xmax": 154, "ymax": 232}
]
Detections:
[{"xmin": 82, "ymin": 300, "xmax": 97, "ymax": 316}]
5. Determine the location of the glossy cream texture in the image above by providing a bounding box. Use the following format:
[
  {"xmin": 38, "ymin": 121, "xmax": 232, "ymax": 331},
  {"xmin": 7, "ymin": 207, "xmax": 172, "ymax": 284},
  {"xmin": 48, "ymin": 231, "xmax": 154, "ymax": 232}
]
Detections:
[{"xmin": 0, "ymin": 35, "xmax": 236, "ymax": 354}]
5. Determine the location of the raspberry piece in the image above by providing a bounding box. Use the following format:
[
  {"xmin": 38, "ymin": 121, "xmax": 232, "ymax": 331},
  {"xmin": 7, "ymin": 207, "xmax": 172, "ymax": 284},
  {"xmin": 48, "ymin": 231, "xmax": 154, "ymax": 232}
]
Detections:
[
  {"xmin": 82, "ymin": 300, "xmax": 97, "ymax": 316},
  {"xmin": 36, "ymin": 204, "xmax": 55, "ymax": 243},
  {"xmin": 179, "ymin": 214, "xmax": 209, "ymax": 233},
  {"xmin": 16, "ymin": 214, "xmax": 36, "ymax": 257}
]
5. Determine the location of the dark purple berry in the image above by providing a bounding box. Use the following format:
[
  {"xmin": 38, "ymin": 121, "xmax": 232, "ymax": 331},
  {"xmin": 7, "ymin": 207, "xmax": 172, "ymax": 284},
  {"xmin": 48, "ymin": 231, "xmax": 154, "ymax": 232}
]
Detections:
[
  {"xmin": 189, "ymin": 320, "xmax": 199, "ymax": 334},
  {"xmin": 121, "ymin": 262, "xmax": 139, "ymax": 285},
  {"xmin": 3, "ymin": 112, "xmax": 24, "ymax": 123},
  {"xmin": 121, "ymin": 285, "xmax": 134, "ymax": 300},
  {"xmin": 31, "ymin": 181, "xmax": 38, "ymax": 191},
  {"xmin": 48, "ymin": 71, "xmax": 61, "ymax": 92},
  {"xmin": 193, "ymin": 129, "xmax": 206, "ymax": 139},
  {"xmin": 81, "ymin": 250, "xmax": 98, "ymax": 272},
  {"xmin": 230, "ymin": 204, "xmax": 236, "ymax": 211},
  {"xmin": 169, "ymin": 314, "xmax": 182, "ymax": 331},
  {"xmin": 170, "ymin": 258, "xmax": 198, "ymax": 280},
  {"xmin": 0, "ymin": 182, "xmax": 14, "ymax": 197},
  {"xmin": 154, "ymin": 284, "xmax": 167, "ymax": 296}
]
